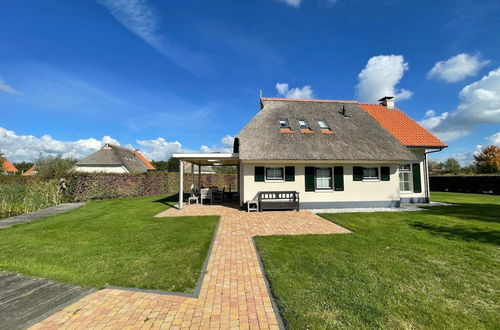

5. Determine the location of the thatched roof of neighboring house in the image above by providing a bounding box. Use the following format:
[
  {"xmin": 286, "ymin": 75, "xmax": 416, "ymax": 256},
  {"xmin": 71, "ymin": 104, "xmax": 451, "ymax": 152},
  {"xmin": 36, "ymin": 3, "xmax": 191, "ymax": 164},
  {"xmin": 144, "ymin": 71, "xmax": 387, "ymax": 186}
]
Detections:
[
  {"xmin": 236, "ymin": 98, "xmax": 417, "ymax": 162},
  {"xmin": 76, "ymin": 144, "xmax": 155, "ymax": 173},
  {"xmin": 183, "ymin": 163, "xmax": 216, "ymax": 174}
]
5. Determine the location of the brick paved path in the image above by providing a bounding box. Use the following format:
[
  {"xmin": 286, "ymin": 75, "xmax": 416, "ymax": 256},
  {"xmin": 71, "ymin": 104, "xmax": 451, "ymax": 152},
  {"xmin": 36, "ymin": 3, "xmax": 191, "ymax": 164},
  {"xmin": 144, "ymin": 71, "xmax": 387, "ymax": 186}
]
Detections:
[{"xmin": 32, "ymin": 205, "xmax": 349, "ymax": 329}]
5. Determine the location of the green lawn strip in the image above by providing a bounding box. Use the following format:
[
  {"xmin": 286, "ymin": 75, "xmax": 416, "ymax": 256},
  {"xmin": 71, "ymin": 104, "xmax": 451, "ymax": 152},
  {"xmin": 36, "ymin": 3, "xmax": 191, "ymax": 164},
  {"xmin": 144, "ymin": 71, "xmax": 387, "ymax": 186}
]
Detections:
[
  {"xmin": 0, "ymin": 195, "xmax": 218, "ymax": 293},
  {"xmin": 255, "ymin": 192, "xmax": 500, "ymax": 329}
]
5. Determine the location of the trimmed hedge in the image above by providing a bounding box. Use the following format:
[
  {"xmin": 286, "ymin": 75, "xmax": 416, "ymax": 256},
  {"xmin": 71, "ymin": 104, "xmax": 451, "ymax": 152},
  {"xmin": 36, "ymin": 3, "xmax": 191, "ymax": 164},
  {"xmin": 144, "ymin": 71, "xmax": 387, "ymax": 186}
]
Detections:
[
  {"xmin": 68, "ymin": 172, "xmax": 237, "ymax": 201},
  {"xmin": 430, "ymin": 176, "xmax": 500, "ymax": 195}
]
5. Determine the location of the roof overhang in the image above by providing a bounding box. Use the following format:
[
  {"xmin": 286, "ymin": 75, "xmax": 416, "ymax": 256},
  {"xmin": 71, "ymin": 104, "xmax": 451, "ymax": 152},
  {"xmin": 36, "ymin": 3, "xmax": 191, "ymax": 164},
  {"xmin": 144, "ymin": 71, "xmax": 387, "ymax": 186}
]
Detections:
[{"xmin": 172, "ymin": 153, "xmax": 239, "ymax": 166}]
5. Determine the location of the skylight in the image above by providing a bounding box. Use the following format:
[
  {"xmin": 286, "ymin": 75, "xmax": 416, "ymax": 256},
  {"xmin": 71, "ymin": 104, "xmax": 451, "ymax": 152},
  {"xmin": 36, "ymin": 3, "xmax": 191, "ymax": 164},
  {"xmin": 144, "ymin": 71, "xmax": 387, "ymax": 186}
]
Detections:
[
  {"xmin": 298, "ymin": 120, "xmax": 309, "ymax": 129},
  {"xmin": 317, "ymin": 120, "xmax": 329, "ymax": 129},
  {"xmin": 279, "ymin": 119, "xmax": 290, "ymax": 128}
]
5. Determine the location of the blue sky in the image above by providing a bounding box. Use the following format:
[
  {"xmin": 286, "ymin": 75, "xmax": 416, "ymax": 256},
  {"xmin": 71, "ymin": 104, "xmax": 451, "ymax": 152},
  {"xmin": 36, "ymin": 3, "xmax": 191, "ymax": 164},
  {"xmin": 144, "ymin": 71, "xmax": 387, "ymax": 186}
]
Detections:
[{"xmin": 0, "ymin": 0, "xmax": 499, "ymax": 162}]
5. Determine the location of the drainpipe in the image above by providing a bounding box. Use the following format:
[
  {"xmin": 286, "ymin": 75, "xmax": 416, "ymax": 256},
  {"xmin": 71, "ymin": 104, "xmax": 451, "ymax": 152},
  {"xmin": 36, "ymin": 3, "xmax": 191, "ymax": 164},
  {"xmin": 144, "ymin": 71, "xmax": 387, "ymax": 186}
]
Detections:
[{"xmin": 424, "ymin": 148, "xmax": 444, "ymax": 203}]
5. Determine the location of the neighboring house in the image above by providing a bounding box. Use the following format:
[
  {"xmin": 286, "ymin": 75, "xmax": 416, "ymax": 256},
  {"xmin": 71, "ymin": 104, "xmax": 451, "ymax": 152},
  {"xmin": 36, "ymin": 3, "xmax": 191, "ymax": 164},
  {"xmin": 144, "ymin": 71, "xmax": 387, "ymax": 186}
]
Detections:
[
  {"xmin": 22, "ymin": 166, "xmax": 38, "ymax": 176},
  {"xmin": 1, "ymin": 158, "xmax": 18, "ymax": 175},
  {"xmin": 183, "ymin": 163, "xmax": 216, "ymax": 174},
  {"xmin": 174, "ymin": 96, "xmax": 446, "ymax": 209},
  {"xmin": 75, "ymin": 144, "xmax": 156, "ymax": 173}
]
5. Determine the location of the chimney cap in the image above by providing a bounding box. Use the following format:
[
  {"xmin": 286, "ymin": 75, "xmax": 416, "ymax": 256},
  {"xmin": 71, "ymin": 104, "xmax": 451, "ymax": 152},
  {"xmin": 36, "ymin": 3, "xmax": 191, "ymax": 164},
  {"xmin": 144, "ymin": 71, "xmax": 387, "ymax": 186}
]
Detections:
[{"xmin": 378, "ymin": 96, "xmax": 394, "ymax": 102}]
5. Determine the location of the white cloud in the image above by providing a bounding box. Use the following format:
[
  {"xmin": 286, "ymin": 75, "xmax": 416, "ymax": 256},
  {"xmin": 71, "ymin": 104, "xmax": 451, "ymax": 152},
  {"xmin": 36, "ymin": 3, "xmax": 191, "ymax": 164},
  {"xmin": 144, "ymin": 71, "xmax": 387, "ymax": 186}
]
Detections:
[
  {"xmin": 427, "ymin": 53, "xmax": 490, "ymax": 83},
  {"xmin": 135, "ymin": 137, "xmax": 183, "ymax": 160},
  {"xmin": 97, "ymin": 0, "xmax": 209, "ymax": 75},
  {"xmin": 0, "ymin": 127, "xmax": 119, "ymax": 162},
  {"xmin": 487, "ymin": 132, "xmax": 500, "ymax": 146},
  {"xmin": 275, "ymin": 0, "xmax": 302, "ymax": 8},
  {"xmin": 0, "ymin": 126, "xmax": 233, "ymax": 162},
  {"xmin": 275, "ymin": 82, "xmax": 314, "ymax": 99},
  {"xmin": 0, "ymin": 76, "xmax": 22, "ymax": 95},
  {"xmin": 420, "ymin": 67, "xmax": 500, "ymax": 141},
  {"xmin": 356, "ymin": 55, "xmax": 413, "ymax": 103}
]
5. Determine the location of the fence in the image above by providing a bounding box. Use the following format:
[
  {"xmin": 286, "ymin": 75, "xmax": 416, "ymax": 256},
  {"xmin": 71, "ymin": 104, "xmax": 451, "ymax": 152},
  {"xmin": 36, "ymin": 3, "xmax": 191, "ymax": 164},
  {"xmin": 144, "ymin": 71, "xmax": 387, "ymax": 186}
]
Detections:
[{"xmin": 429, "ymin": 176, "xmax": 499, "ymax": 195}]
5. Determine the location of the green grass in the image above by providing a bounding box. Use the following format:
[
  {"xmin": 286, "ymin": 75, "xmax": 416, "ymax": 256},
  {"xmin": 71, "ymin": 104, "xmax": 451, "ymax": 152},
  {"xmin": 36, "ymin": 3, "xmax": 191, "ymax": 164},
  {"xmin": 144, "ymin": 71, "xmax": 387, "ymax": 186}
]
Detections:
[
  {"xmin": 255, "ymin": 192, "xmax": 500, "ymax": 329},
  {"xmin": 0, "ymin": 195, "xmax": 218, "ymax": 292}
]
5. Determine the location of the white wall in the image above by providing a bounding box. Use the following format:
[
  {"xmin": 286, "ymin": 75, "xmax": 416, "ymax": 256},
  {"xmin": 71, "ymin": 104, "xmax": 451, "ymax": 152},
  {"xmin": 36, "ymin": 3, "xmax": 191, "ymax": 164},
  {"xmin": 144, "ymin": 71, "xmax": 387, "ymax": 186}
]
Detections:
[
  {"xmin": 74, "ymin": 166, "xmax": 128, "ymax": 173},
  {"xmin": 241, "ymin": 161, "xmax": 401, "ymax": 208}
]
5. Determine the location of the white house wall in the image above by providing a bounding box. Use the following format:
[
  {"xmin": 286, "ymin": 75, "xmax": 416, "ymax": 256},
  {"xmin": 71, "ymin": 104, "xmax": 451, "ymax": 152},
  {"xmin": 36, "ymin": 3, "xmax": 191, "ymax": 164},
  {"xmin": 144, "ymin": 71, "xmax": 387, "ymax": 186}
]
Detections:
[
  {"xmin": 241, "ymin": 162, "xmax": 401, "ymax": 208},
  {"xmin": 74, "ymin": 166, "xmax": 128, "ymax": 173}
]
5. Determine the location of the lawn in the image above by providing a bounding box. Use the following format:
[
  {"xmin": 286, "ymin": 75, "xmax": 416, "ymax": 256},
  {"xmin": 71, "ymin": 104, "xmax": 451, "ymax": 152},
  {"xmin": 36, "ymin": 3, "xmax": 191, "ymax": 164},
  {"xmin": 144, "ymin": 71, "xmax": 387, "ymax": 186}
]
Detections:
[
  {"xmin": 255, "ymin": 192, "xmax": 500, "ymax": 329},
  {"xmin": 0, "ymin": 195, "xmax": 218, "ymax": 292}
]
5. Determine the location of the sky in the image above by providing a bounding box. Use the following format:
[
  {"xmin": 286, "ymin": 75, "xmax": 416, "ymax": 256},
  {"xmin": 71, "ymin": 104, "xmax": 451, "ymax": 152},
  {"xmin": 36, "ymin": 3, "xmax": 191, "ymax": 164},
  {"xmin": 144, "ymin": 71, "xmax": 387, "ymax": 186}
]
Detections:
[{"xmin": 0, "ymin": 0, "xmax": 499, "ymax": 163}]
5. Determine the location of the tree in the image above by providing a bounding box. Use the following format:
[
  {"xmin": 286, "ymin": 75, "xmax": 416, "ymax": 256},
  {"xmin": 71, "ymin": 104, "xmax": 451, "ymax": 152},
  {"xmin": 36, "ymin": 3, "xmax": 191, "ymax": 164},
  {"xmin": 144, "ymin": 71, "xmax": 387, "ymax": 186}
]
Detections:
[
  {"xmin": 150, "ymin": 160, "xmax": 169, "ymax": 171},
  {"xmin": 443, "ymin": 158, "xmax": 461, "ymax": 174},
  {"xmin": 166, "ymin": 156, "xmax": 180, "ymax": 172},
  {"xmin": 14, "ymin": 161, "xmax": 34, "ymax": 173},
  {"xmin": 35, "ymin": 154, "xmax": 77, "ymax": 179},
  {"xmin": 474, "ymin": 145, "xmax": 500, "ymax": 174}
]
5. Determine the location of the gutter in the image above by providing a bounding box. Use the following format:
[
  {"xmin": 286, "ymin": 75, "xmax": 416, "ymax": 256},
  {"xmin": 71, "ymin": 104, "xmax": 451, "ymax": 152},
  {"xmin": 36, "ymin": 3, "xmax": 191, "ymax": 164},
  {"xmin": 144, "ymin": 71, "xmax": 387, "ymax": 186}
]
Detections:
[{"xmin": 423, "ymin": 147, "xmax": 445, "ymax": 203}]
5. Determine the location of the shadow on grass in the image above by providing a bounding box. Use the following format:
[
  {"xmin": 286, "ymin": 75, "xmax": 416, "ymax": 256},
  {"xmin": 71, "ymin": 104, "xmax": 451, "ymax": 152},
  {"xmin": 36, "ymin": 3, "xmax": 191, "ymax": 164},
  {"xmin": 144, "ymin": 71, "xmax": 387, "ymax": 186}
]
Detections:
[
  {"xmin": 410, "ymin": 202, "xmax": 500, "ymax": 245},
  {"xmin": 154, "ymin": 194, "xmax": 180, "ymax": 208},
  {"xmin": 410, "ymin": 221, "xmax": 500, "ymax": 245}
]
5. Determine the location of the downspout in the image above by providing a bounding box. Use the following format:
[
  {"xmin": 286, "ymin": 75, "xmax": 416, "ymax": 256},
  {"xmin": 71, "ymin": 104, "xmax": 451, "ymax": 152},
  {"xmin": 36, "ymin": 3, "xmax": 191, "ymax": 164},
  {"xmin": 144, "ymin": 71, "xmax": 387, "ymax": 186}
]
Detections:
[{"xmin": 424, "ymin": 148, "xmax": 444, "ymax": 203}]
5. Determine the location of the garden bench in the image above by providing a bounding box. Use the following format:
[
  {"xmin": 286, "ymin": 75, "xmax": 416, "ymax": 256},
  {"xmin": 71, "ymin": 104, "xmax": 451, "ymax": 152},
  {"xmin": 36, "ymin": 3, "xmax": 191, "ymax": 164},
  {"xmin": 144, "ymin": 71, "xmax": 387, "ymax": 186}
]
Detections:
[{"xmin": 257, "ymin": 191, "xmax": 300, "ymax": 211}]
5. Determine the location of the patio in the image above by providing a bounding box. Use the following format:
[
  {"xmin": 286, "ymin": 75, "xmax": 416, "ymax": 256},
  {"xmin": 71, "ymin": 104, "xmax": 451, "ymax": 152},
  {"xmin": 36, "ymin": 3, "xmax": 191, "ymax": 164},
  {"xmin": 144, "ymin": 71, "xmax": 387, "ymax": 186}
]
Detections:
[{"xmin": 32, "ymin": 203, "xmax": 350, "ymax": 329}]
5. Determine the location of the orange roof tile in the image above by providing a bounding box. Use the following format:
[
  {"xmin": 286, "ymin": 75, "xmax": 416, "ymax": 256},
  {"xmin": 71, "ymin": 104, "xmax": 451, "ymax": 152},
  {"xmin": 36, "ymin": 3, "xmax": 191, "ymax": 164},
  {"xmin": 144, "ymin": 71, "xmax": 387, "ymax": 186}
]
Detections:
[
  {"xmin": 133, "ymin": 151, "xmax": 156, "ymax": 170},
  {"xmin": 23, "ymin": 166, "xmax": 36, "ymax": 175},
  {"xmin": 2, "ymin": 159, "xmax": 18, "ymax": 173},
  {"xmin": 359, "ymin": 104, "xmax": 447, "ymax": 148}
]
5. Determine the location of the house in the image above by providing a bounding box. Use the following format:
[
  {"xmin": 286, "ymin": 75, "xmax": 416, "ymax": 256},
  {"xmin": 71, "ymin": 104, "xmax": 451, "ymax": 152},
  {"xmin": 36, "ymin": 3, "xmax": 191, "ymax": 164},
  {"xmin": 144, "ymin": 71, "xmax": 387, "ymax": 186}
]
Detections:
[
  {"xmin": 1, "ymin": 158, "xmax": 18, "ymax": 175},
  {"xmin": 183, "ymin": 163, "xmax": 216, "ymax": 174},
  {"xmin": 174, "ymin": 96, "xmax": 446, "ymax": 209},
  {"xmin": 22, "ymin": 166, "xmax": 38, "ymax": 176},
  {"xmin": 75, "ymin": 144, "xmax": 156, "ymax": 173}
]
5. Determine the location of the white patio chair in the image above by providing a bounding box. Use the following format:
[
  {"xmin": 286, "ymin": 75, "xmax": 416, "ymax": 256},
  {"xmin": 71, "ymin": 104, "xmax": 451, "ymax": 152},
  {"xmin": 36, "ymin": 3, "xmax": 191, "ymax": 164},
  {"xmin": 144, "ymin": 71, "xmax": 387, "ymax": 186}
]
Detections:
[{"xmin": 200, "ymin": 188, "xmax": 212, "ymax": 205}]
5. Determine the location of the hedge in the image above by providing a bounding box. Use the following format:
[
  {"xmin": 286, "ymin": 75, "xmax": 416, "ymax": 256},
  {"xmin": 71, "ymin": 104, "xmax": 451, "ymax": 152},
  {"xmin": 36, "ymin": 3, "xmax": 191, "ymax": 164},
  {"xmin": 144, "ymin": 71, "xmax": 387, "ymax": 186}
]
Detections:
[
  {"xmin": 430, "ymin": 176, "xmax": 500, "ymax": 195},
  {"xmin": 67, "ymin": 172, "xmax": 237, "ymax": 201}
]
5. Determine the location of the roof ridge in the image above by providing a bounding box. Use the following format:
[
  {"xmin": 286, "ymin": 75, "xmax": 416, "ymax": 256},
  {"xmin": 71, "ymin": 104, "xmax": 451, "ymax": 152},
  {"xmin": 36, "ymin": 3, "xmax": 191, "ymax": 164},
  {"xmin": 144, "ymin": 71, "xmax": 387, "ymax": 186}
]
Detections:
[{"xmin": 261, "ymin": 97, "xmax": 358, "ymax": 104}]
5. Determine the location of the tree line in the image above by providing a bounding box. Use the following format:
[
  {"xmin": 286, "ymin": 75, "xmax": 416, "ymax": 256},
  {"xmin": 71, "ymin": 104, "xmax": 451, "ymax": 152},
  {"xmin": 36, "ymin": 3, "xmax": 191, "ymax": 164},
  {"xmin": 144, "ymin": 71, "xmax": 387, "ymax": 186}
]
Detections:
[{"xmin": 429, "ymin": 145, "xmax": 500, "ymax": 175}]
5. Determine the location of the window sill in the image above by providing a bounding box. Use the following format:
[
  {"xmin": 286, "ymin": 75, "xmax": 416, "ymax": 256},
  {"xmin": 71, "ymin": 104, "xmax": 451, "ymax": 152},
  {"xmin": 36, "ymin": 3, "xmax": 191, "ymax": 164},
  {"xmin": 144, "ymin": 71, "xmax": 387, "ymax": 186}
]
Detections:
[
  {"xmin": 362, "ymin": 179, "xmax": 380, "ymax": 182},
  {"xmin": 400, "ymin": 191, "xmax": 413, "ymax": 194},
  {"xmin": 314, "ymin": 189, "xmax": 334, "ymax": 192},
  {"xmin": 264, "ymin": 180, "xmax": 285, "ymax": 183}
]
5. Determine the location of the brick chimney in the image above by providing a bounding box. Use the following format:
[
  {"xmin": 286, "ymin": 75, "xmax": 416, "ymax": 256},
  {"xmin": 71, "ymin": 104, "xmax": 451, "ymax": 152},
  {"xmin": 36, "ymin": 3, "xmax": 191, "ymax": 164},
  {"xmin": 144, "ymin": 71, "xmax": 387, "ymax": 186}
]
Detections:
[{"xmin": 378, "ymin": 96, "xmax": 395, "ymax": 109}]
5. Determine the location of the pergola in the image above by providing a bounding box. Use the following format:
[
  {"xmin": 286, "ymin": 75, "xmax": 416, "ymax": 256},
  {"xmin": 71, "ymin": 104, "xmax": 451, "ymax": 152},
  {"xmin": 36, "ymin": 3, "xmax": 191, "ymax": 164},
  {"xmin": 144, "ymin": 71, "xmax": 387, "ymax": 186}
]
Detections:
[{"xmin": 172, "ymin": 153, "xmax": 240, "ymax": 209}]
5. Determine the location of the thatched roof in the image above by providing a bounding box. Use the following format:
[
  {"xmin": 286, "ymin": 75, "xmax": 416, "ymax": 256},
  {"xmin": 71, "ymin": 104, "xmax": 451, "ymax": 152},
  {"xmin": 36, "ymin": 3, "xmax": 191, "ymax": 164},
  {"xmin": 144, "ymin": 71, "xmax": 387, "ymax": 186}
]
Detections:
[
  {"xmin": 76, "ymin": 144, "xmax": 155, "ymax": 173},
  {"xmin": 236, "ymin": 98, "xmax": 417, "ymax": 162}
]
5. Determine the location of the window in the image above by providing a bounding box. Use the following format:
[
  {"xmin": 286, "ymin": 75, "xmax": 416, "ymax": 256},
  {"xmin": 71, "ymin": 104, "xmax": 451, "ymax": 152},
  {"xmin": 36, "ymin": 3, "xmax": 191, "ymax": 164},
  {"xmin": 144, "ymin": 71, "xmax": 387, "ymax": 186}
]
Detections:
[
  {"xmin": 279, "ymin": 119, "xmax": 290, "ymax": 129},
  {"xmin": 298, "ymin": 119, "xmax": 310, "ymax": 129},
  {"xmin": 315, "ymin": 168, "xmax": 332, "ymax": 190},
  {"xmin": 399, "ymin": 164, "xmax": 412, "ymax": 192},
  {"xmin": 363, "ymin": 167, "xmax": 379, "ymax": 180},
  {"xmin": 317, "ymin": 120, "xmax": 329, "ymax": 129},
  {"xmin": 266, "ymin": 167, "xmax": 284, "ymax": 181}
]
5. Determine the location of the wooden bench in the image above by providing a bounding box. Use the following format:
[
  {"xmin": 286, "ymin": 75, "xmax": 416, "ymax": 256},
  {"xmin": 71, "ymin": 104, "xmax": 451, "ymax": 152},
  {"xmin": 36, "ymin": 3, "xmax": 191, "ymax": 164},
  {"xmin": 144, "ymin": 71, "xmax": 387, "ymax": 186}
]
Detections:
[{"xmin": 257, "ymin": 191, "xmax": 300, "ymax": 211}]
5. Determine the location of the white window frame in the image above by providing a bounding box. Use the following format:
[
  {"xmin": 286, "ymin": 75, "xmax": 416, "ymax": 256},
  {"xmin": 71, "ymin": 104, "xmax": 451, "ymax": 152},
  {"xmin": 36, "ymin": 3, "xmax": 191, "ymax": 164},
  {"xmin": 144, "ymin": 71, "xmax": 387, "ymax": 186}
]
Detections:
[
  {"xmin": 278, "ymin": 119, "xmax": 290, "ymax": 129},
  {"xmin": 317, "ymin": 120, "xmax": 329, "ymax": 129},
  {"xmin": 298, "ymin": 119, "xmax": 310, "ymax": 129},
  {"xmin": 315, "ymin": 167, "xmax": 333, "ymax": 191},
  {"xmin": 362, "ymin": 167, "xmax": 380, "ymax": 182},
  {"xmin": 265, "ymin": 167, "xmax": 285, "ymax": 182},
  {"xmin": 398, "ymin": 164, "xmax": 413, "ymax": 193}
]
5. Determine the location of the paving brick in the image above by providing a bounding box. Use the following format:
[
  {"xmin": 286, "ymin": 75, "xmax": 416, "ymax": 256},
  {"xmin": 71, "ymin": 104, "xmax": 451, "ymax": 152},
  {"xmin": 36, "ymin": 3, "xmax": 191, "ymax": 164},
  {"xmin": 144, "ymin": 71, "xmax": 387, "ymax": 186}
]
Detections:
[{"xmin": 32, "ymin": 204, "xmax": 349, "ymax": 329}]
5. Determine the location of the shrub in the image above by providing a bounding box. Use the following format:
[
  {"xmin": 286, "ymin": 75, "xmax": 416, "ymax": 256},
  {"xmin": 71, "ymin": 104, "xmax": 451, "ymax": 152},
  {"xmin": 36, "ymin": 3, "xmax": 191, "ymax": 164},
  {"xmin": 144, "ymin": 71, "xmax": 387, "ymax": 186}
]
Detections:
[
  {"xmin": 0, "ymin": 180, "xmax": 64, "ymax": 216},
  {"xmin": 35, "ymin": 154, "xmax": 77, "ymax": 180}
]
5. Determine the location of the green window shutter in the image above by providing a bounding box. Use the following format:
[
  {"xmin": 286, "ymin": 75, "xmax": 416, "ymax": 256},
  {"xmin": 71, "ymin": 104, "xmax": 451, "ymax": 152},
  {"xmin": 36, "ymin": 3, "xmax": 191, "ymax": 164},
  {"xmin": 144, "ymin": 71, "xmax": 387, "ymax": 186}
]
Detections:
[
  {"xmin": 353, "ymin": 166, "xmax": 363, "ymax": 181},
  {"xmin": 305, "ymin": 166, "xmax": 315, "ymax": 191},
  {"xmin": 285, "ymin": 166, "xmax": 295, "ymax": 182},
  {"xmin": 412, "ymin": 163, "xmax": 422, "ymax": 193},
  {"xmin": 255, "ymin": 166, "xmax": 264, "ymax": 182},
  {"xmin": 333, "ymin": 166, "xmax": 344, "ymax": 191},
  {"xmin": 381, "ymin": 166, "xmax": 390, "ymax": 181}
]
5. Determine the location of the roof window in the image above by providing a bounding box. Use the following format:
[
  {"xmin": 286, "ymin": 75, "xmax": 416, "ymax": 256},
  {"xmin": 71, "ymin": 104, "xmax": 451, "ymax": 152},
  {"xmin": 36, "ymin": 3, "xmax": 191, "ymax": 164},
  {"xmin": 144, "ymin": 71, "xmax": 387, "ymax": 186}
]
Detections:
[
  {"xmin": 279, "ymin": 119, "xmax": 290, "ymax": 129},
  {"xmin": 317, "ymin": 120, "xmax": 329, "ymax": 129},
  {"xmin": 298, "ymin": 120, "xmax": 310, "ymax": 129}
]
